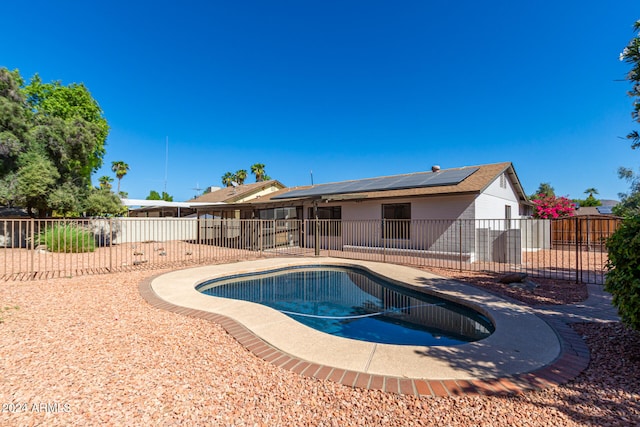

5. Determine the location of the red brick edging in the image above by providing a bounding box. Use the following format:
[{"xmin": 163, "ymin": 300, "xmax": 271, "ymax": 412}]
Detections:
[{"xmin": 138, "ymin": 276, "xmax": 590, "ymax": 397}]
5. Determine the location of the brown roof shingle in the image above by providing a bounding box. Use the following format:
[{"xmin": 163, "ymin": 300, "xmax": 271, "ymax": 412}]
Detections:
[{"xmin": 187, "ymin": 180, "xmax": 285, "ymax": 204}]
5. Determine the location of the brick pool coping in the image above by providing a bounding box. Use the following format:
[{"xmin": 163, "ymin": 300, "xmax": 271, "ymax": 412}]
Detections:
[{"xmin": 138, "ymin": 270, "xmax": 590, "ymax": 397}]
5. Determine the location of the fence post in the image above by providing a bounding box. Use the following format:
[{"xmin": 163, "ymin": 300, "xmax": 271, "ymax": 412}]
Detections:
[
  {"xmin": 109, "ymin": 218, "xmax": 113, "ymax": 271},
  {"xmin": 197, "ymin": 216, "xmax": 201, "ymax": 264},
  {"xmin": 314, "ymin": 219, "xmax": 320, "ymax": 256},
  {"xmin": 382, "ymin": 219, "xmax": 386, "ymax": 263},
  {"xmin": 30, "ymin": 218, "xmax": 35, "ymax": 276},
  {"xmin": 575, "ymin": 216, "xmax": 580, "ymax": 284},
  {"xmin": 458, "ymin": 219, "xmax": 463, "ymax": 272}
]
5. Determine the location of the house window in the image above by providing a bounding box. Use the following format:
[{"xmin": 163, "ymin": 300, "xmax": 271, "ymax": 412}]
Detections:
[
  {"xmin": 308, "ymin": 206, "xmax": 341, "ymax": 236},
  {"xmin": 505, "ymin": 205, "xmax": 512, "ymax": 229},
  {"xmin": 382, "ymin": 203, "xmax": 410, "ymax": 239},
  {"xmin": 259, "ymin": 207, "xmax": 298, "ymax": 220}
]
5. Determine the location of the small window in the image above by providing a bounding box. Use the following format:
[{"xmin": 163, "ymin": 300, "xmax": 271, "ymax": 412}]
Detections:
[
  {"xmin": 505, "ymin": 205, "xmax": 512, "ymax": 229},
  {"xmin": 382, "ymin": 203, "xmax": 411, "ymax": 239}
]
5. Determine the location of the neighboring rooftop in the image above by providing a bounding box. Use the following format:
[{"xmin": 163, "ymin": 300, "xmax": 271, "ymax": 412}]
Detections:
[{"xmin": 188, "ymin": 180, "xmax": 286, "ymax": 204}]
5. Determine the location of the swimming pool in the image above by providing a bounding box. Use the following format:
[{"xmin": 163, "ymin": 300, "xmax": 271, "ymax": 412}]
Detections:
[{"xmin": 197, "ymin": 265, "xmax": 494, "ymax": 346}]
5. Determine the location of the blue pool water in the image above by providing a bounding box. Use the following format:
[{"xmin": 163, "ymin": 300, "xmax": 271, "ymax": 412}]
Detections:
[{"xmin": 197, "ymin": 265, "xmax": 494, "ymax": 346}]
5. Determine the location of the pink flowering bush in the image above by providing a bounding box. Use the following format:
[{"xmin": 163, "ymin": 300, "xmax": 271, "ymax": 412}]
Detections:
[{"xmin": 531, "ymin": 194, "xmax": 576, "ymax": 219}]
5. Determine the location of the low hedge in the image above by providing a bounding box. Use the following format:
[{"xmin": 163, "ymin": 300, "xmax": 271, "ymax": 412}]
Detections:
[
  {"xmin": 37, "ymin": 223, "xmax": 96, "ymax": 253},
  {"xmin": 605, "ymin": 214, "xmax": 640, "ymax": 331}
]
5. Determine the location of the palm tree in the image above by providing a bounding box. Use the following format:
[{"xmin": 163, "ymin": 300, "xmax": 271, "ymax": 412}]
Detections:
[
  {"xmin": 251, "ymin": 163, "xmax": 266, "ymax": 182},
  {"xmin": 98, "ymin": 175, "xmax": 113, "ymax": 190},
  {"xmin": 584, "ymin": 188, "xmax": 599, "ymax": 198},
  {"xmin": 221, "ymin": 172, "xmax": 234, "ymax": 187},
  {"xmin": 111, "ymin": 161, "xmax": 130, "ymax": 194},
  {"xmin": 532, "ymin": 182, "xmax": 555, "ymax": 198},
  {"xmin": 235, "ymin": 169, "xmax": 248, "ymax": 185}
]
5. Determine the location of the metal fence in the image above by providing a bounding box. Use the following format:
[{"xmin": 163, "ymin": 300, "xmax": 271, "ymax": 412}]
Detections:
[{"xmin": 0, "ymin": 217, "xmax": 619, "ymax": 283}]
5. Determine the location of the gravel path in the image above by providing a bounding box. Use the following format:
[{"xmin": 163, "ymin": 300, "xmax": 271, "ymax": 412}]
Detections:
[{"xmin": 1, "ymin": 265, "xmax": 638, "ymax": 426}]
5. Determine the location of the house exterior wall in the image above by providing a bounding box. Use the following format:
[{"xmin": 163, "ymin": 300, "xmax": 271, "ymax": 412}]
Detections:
[
  {"xmin": 474, "ymin": 173, "xmax": 521, "ymax": 221},
  {"xmin": 338, "ymin": 195, "xmax": 477, "ymax": 221},
  {"xmin": 303, "ymin": 188, "xmax": 528, "ymax": 263},
  {"xmin": 472, "ymin": 173, "xmax": 526, "ymax": 262},
  {"xmin": 308, "ymin": 195, "xmax": 478, "ymax": 256}
]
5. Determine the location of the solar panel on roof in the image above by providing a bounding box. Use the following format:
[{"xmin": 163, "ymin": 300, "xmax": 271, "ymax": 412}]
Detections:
[{"xmin": 272, "ymin": 167, "xmax": 479, "ymax": 200}]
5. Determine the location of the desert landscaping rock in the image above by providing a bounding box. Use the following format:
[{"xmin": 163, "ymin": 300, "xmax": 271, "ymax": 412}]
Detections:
[
  {"xmin": 498, "ymin": 272, "xmax": 529, "ymax": 283},
  {"xmin": 1, "ymin": 265, "xmax": 638, "ymax": 426}
]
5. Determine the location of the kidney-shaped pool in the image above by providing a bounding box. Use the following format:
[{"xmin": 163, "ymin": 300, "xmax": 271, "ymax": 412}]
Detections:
[{"xmin": 196, "ymin": 265, "xmax": 494, "ymax": 346}]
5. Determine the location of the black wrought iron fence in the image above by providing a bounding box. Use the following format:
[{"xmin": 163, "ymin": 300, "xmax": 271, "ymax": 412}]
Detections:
[{"xmin": 0, "ymin": 217, "xmax": 618, "ymax": 283}]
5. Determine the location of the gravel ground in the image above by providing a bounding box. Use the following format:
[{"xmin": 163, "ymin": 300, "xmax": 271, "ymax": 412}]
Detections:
[
  {"xmin": 427, "ymin": 267, "xmax": 589, "ymax": 306},
  {"xmin": 1, "ymin": 265, "xmax": 638, "ymax": 426}
]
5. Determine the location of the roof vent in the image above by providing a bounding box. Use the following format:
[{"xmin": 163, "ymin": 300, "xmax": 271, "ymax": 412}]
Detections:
[{"xmin": 431, "ymin": 165, "xmax": 441, "ymax": 173}]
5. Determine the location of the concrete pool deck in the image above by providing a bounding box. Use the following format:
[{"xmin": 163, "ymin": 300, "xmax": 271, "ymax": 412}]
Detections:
[{"xmin": 140, "ymin": 258, "xmax": 592, "ymax": 396}]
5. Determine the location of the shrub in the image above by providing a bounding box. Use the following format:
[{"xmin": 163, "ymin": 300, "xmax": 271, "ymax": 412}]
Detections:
[
  {"xmin": 37, "ymin": 223, "xmax": 96, "ymax": 253},
  {"xmin": 531, "ymin": 194, "xmax": 576, "ymax": 219},
  {"xmin": 605, "ymin": 214, "xmax": 640, "ymax": 331}
]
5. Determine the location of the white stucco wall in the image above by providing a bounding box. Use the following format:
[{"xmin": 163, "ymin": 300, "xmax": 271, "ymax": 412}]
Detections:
[
  {"xmin": 474, "ymin": 173, "xmax": 521, "ymax": 220},
  {"xmin": 338, "ymin": 195, "xmax": 476, "ymax": 221},
  {"xmin": 341, "ymin": 201, "xmax": 381, "ymax": 221}
]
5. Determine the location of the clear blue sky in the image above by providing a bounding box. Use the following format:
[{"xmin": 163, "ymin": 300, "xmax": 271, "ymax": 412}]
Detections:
[{"xmin": 2, "ymin": 1, "xmax": 639, "ymax": 202}]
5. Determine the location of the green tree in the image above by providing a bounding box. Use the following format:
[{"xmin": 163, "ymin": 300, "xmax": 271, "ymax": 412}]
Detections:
[
  {"xmin": 250, "ymin": 163, "xmax": 266, "ymax": 182},
  {"xmin": 605, "ymin": 20, "xmax": 640, "ymax": 331},
  {"xmin": 573, "ymin": 188, "xmax": 601, "ymax": 208},
  {"xmin": 615, "ymin": 22, "xmax": 640, "ymax": 215},
  {"xmin": 235, "ymin": 169, "xmax": 247, "ymax": 185},
  {"xmin": 48, "ymin": 182, "xmax": 82, "ymax": 217},
  {"xmin": 84, "ymin": 189, "xmax": 126, "ymax": 216},
  {"xmin": 98, "ymin": 175, "xmax": 113, "ymax": 190},
  {"xmin": 222, "ymin": 171, "xmax": 234, "ymax": 187},
  {"xmin": 0, "ymin": 172, "xmax": 19, "ymax": 207},
  {"xmin": 22, "ymin": 74, "xmax": 108, "ymax": 184},
  {"xmin": 146, "ymin": 190, "xmax": 161, "ymax": 200},
  {"xmin": 146, "ymin": 190, "xmax": 173, "ymax": 201},
  {"xmin": 620, "ymin": 20, "xmax": 640, "ymax": 149},
  {"xmin": 15, "ymin": 149, "xmax": 60, "ymax": 216},
  {"xmin": 529, "ymin": 182, "xmax": 555, "ymax": 199},
  {"xmin": 613, "ymin": 167, "xmax": 640, "ymax": 216},
  {"xmin": 0, "ymin": 68, "xmax": 111, "ymax": 217},
  {"xmin": 0, "ymin": 68, "xmax": 30, "ymax": 176},
  {"xmin": 585, "ymin": 188, "xmax": 599, "ymax": 198},
  {"xmin": 111, "ymin": 160, "xmax": 129, "ymax": 194}
]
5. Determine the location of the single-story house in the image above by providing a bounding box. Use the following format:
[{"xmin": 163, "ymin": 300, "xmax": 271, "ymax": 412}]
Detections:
[
  {"xmin": 127, "ymin": 180, "xmax": 286, "ymax": 217},
  {"xmin": 195, "ymin": 162, "xmax": 537, "ymax": 262}
]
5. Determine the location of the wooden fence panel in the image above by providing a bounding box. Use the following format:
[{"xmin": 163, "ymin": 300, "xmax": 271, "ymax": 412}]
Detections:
[{"xmin": 551, "ymin": 216, "xmax": 621, "ymax": 249}]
